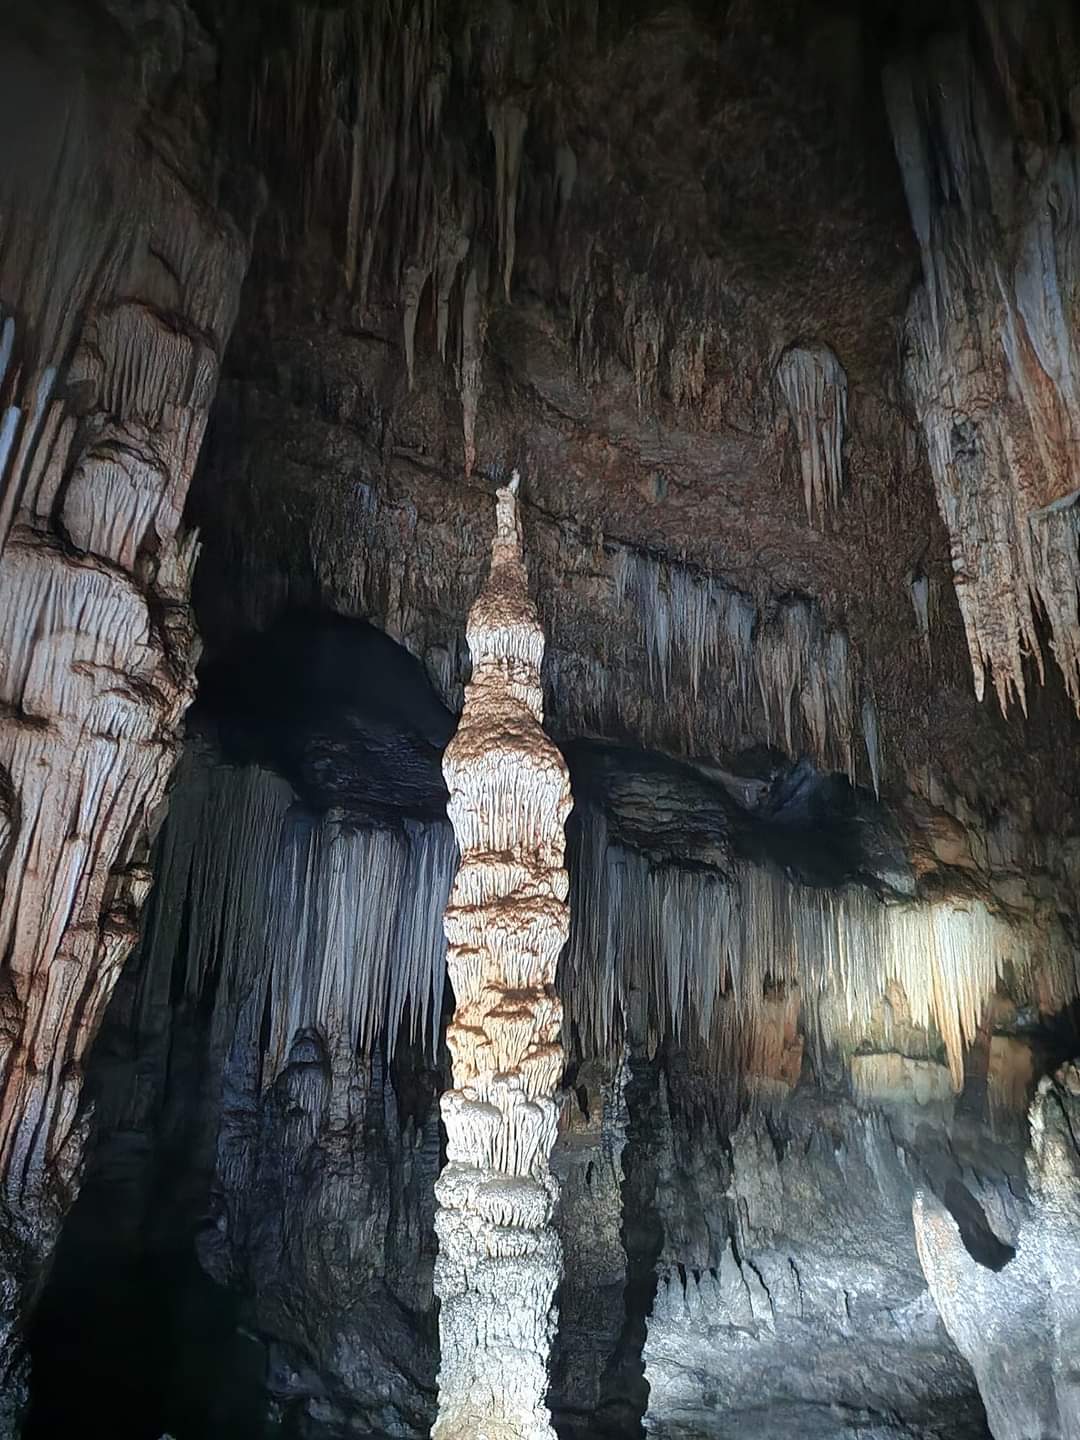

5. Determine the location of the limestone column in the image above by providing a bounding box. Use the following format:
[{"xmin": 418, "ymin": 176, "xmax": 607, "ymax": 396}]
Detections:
[{"xmin": 432, "ymin": 474, "xmax": 573, "ymax": 1440}]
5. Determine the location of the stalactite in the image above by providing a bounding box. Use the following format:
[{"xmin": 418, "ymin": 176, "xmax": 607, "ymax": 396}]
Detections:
[
  {"xmin": 457, "ymin": 258, "xmax": 489, "ymax": 476},
  {"xmin": 862, "ymin": 696, "xmax": 882, "ymax": 800},
  {"xmin": 249, "ymin": 2, "xmax": 572, "ymax": 476},
  {"xmin": 141, "ymin": 747, "xmax": 454, "ymax": 1075},
  {"xmin": 488, "ymin": 101, "xmax": 528, "ymax": 302},
  {"xmin": 0, "ymin": 44, "xmax": 251, "ymax": 1412},
  {"xmin": 776, "ymin": 343, "xmax": 848, "ymax": 524},
  {"xmin": 910, "ymin": 572, "xmax": 932, "ymax": 664},
  {"xmin": 265, "ymin": 481, "xmax": 878, "ymax": 780},
  {"xmin": 566, "ymin": 245, "xmax": 738, "ymax": 412},
  {"xmin": 0, "ymin": 271, "xmax": 242, "ymax": 1207},
  {"xmin": 561, "ymin": 812, "xmax": 1073, "ymax": 1091},
  {"xmin": 433, "ymin": 476, "xmax": 573, "ymax": 1440},
  {"xmin": 247, "ymin": 2, "xmax": 770, "ymax": 479},
  {"xmin": 603, "ymin": 547, "xmax": 865, "ymax": 779},
  {"xmin": 885, "ymin": 9, "xmax": 1080, "ymax": 714},
  {"xmin": 98, "ymin": 743, "xmax": 452, "ymax": 1434}
]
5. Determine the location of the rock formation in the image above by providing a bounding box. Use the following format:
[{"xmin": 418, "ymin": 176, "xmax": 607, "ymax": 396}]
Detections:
[
  {"xmin": 914, "ymin": 1063, "xmax": 1080, "ymax": 1439},
  {"xmin": 0, "ymin": 13, "xmax": 250, "ymax": 1415},
  {"xmin": 776, "ymin": 343, "xmax": 848, "ymax": 525},
  {"xmin": 886, "ymin": 3, "xmax": 1080, "ymax": 714},
  {"xmin": 0, "ymin": 3, "xmax": 1079, "ymax": 1440},
  {"xmin": 433, "ymin": 476, "xmax": 572, "ymax": 1439}
]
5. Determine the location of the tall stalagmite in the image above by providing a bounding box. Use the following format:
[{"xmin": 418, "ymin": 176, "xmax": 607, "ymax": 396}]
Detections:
[{"xmin": 432, "ymin": 475, "xmax": 573, "ymax": 1440}]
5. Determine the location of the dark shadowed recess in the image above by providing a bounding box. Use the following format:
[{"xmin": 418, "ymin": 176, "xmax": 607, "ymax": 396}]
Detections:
[{"xmin": 195, "ymin": 612, "xmax": 455, "ymax": 822}]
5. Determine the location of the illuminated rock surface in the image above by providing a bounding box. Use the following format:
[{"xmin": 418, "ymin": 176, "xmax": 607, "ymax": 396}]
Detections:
[{"xmin": 915, "ymin": 1064, "xmax": 1080, "ymax": 1440}]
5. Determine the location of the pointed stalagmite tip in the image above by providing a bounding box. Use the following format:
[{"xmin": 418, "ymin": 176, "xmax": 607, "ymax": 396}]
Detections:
[{"xmin": 492, "ymin": 471, "xmax": 526, "ymax": 561}]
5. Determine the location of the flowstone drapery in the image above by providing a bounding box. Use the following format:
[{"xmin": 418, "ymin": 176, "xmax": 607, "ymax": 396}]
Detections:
[
  {"xmin": 0, "ymin": 40, "xmax": 249, "ymax": 1417},
  {"xmin": 885, "ymin": 7, "xmax": 1080, "ymax": 715},
  {"xmin": 432, "ymin": 475, "xmax": 573, "ymax": 1440}
]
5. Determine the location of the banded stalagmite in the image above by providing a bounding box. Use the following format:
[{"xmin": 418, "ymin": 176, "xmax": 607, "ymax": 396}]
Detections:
[{"xmin": 432, "ymin": 473, "xmax": 573, "ymax": 1440}]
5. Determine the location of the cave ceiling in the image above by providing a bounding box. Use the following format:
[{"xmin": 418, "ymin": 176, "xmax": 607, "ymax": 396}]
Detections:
[{"xmin": 171, "ymin": 0, "xmax": 1078, "ymax": 837}]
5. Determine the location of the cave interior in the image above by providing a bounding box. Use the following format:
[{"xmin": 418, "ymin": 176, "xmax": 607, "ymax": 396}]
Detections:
[{"xmin": 2, "ymin": 1, "xmax": 1080, "ymax": 1438}]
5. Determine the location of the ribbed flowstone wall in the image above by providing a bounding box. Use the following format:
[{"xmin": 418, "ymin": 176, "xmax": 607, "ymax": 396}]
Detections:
[{"xmin": 0, "ymin": 11, "xmax": 250, "ymax": 1420}]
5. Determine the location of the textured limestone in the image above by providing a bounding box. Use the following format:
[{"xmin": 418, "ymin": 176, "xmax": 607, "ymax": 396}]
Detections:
[
  {"xmin": 563, "ymin": 804, "xmax": 1072, "ymax": 1091},
  {"xmin": 32, "ymin": 738, "xmax": 452, "ymax": 1437},
  {"xmin": 0, "ymin": 17, "xmax": 250, "ymax": 1413},
  {"xmin": 776, "ymin": 343, "xmax": 848, "ymax": 524},
  {"xmin": 640, "ymin": 1085, "xmax": 992, "ymax": 1440},
  {"xmin": 4, "ymin": 6, "xmax": 1080, "ymax": 1439},
  {"xmin": 27, "ymin": 697, "xmax": 1068, "ymax": 1440}
]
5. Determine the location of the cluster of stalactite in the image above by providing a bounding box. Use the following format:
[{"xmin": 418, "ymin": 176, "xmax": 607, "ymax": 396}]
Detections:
[
  {"xmin": 0, "ymin": 36, "xmax": 250, "ymax": 1410},
  {"xmin": 776, "ymin": 343, "xmax": 848, "ymax": 525},
  {"xmin": 128, "ymin": 733, "xmax": 1078, "ymax": 1181},
  {"xmin": 244, "ymin": 0, "xmax": 591, "ymax": 473},
  {"xmin": 238, "ymin": 0, "xmax": 794, "ymax": 472},
  {"xmin": 562, "ymin": 807, "xmax": 1076, "ymax": 1094},
  {"xmin": 433, "ymin": 478, "xmax": 573, "ymax": 1440},
  {"xmin": 64, "ymin": 688, "xmax": 1075, "ymax": 1440},
  {"xmin": 555, "ymin": 545, "xmax": 881, "ymax": 789},
  {"xmin": 886, "ymin": 4, "xmax": 1080, "ymax": 715},
  {"xmin": 141, "ymin": 747, "xmax": 453, "ymax": 1082},
  {"xmin": 125, "ymin": 740, "xmax": 1076, "ymax": 1154},
  {"xmin": 205, "ymin": 446, "xmax": 883, "ymax": 785}
]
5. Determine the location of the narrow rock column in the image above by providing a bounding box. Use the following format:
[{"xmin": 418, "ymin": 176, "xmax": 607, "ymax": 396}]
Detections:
[{"xmin": 433, "ymin": 474, "xmax": 573, "ymax": 1440}]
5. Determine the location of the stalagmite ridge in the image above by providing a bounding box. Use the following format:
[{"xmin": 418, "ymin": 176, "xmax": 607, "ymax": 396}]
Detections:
[{"xmin": 433, "ymin": 475, "xmax": 573, "ymax": 1440}]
